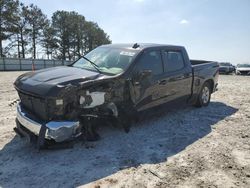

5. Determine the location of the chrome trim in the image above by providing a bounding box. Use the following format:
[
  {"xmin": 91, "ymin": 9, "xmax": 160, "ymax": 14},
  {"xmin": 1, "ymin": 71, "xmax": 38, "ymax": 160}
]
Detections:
[
  {"xmin": 16, "ymin": 103, "xmax": 81, "ymax": 142},
  {"xmin": 17, "ymin": 104, "xmax": 41, "ymax": 135}
]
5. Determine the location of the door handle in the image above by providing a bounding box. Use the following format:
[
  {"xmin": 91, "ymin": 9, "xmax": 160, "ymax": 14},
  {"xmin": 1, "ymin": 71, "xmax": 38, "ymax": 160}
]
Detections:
[
  {"xmin": 134, "ymin": 81, "xmax": 140, "ymax": 86},
  {"xmin": 158, "ymin": 80, "xmax": 167, "ymax": 85}
]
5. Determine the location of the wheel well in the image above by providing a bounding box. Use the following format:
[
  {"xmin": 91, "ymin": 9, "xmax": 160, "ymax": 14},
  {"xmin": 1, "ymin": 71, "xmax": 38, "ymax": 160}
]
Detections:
[{"xmin": 205, "ymin": 79, "xmax": 214, "ymax": 92}]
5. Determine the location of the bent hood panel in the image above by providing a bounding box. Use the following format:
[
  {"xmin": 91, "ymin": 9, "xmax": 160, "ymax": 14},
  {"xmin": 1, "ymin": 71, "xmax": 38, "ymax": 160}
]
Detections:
[{"xmin": 14, "ymin": 66, "xmax": 101, "ymax": 96}]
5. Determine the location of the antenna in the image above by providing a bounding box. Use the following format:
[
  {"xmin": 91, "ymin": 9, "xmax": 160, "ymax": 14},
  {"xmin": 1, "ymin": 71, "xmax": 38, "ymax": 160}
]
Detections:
[{"xmin": 132, "ymin": 43, "xmax": 140, "ymax": 49}]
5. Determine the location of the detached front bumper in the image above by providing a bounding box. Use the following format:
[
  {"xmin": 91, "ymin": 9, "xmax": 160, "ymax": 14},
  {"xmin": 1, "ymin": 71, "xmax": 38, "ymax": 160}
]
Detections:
[{"xmin": 15, "ymin": 103, "xmax": 81, "ymax": 143}]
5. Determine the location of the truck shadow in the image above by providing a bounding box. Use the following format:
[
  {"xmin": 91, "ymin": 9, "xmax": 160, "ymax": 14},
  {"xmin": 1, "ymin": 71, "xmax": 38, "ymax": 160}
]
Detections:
[{"xmin": 0, "ymin": 101, "xmax": 238, "ymax": 187}]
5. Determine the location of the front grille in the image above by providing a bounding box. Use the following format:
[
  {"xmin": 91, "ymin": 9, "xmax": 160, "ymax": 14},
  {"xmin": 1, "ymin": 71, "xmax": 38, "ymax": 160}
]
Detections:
[
  {"xmin": 239, "ymin": 71, "xmax": 250, "ymax": 75},
  {"xmin": 18, "ymin": 91, "xmax": 48, "ymax": 121}
]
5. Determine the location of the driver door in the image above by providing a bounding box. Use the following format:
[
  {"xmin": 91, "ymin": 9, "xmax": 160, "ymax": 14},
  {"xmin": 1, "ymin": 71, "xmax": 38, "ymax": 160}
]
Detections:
[{"xmin": 130, "ymin": 49, "xmax": 166, "ymax": 111}]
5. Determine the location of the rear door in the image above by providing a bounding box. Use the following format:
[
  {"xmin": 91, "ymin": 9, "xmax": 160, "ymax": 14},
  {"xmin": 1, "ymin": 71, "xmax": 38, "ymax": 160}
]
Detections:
[
  {"xmin": 130, "ymin": 49, "xmax": 167, "ymax": 111},
  {"xmin": 161, "ymin": 49, "xmax": 193, "ymax": 103}
]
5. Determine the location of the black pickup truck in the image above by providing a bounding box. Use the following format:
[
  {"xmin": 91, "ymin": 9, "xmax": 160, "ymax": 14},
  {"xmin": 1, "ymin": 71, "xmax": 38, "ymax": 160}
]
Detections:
[{"xmin": 14, "ymin": 43, "xmax": 219, "ymax": 148}]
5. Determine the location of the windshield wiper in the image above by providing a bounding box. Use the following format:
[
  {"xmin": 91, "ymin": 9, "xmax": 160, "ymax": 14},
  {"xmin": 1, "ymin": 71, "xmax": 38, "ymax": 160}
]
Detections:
[{"xmin": 82, "ymin": 56, "xmax": 102, "ymax": 74}]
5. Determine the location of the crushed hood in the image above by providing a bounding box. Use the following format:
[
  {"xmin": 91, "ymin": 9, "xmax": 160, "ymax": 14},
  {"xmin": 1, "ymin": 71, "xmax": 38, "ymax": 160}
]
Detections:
[{"xmin": 14, "ymin": 66, "xmax": 102, "ymax": 97}]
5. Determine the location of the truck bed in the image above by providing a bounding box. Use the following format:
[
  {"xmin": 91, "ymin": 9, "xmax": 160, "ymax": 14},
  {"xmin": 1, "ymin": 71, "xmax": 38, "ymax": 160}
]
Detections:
[
  {"xmin": 191, "ymin": 60, "xmax": 219, "ymax": 71},
  {"xmin": 190, "ymin": 60, "xmax": 216, "ymax": 65},
  {"xmin": 190, "ymin": 60, "xmax": 219, "ymax": 98}
]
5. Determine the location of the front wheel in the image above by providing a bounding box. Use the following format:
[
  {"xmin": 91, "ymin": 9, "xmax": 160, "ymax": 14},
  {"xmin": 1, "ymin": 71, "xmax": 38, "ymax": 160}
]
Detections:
[{"xmin": 194, "ymin": 82, "xmax": 211, "ymax": 107}]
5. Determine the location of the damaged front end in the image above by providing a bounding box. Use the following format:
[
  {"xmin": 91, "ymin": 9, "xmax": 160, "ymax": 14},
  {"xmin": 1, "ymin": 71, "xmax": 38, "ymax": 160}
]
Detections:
[
  {"xmin": 15, "ymin": 103, "xmax": 81, "ymax": 145},
  {"xmin": 13, "ymin": 45, "xmax": 140, "ymax": 149},
  {"xmin": 14, "ymin": 73, "xmax": 127, "ymax": 149}
]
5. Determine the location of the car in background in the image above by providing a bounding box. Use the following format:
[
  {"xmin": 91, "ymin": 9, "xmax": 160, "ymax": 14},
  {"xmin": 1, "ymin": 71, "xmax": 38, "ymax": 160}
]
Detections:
[
  {"xmin": 219, "ymin": 62, "xmax": 235, "ymax": 74},
  {"xmin": 236, "ymin": 64, "xmax": 250, "ymax": 75}
]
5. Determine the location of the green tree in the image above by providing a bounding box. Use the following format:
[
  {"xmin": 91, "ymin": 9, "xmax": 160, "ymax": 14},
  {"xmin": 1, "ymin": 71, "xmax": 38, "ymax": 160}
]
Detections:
[
  {"xmin": 52, "ymin": 10, "xmax": 111, "ymax": 60},
  {"xmin": 0, "ymin": 0, "xmax": 19, "ymax": 57},
  {"xmin": 1, "ymin": 2, "xmax": 111, "ymax": 59},
  {"xmin": 52, "ymin": 10, "xmax": 70, "ymax": 60},
  {"xmin": 70, "ymin": 13, "xmax": 86, "ymax": 60},
  {"xmin": 84, "ymin": 21, "xmax": 111, "ymax": 52},
  {"xmin": 10, "ymin": 3, "xmax": 31, "ymax": 58},
  {"xmin": 25, "ymin": 4, "xmax": 48, "ymax": 59},
  {"xmin": 41, "ymin": 21, "xmax": 58, "ymax": 59}
]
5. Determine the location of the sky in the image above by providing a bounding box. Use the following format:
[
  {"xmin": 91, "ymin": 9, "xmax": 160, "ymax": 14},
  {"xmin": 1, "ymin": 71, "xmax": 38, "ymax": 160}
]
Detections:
[{"xmin": 21, "ymin": 0, "xmax": 250, "ymax": 64}]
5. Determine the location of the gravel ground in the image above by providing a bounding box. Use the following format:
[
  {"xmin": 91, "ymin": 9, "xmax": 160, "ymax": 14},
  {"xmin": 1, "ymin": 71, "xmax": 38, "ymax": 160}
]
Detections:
[{"xmin": 0, "ymin": 72, "xmax": 249, "ymax": 188}]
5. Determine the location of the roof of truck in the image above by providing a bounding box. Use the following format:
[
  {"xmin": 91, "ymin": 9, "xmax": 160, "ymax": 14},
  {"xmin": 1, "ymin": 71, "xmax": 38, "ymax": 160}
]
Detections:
[{"xmin": 101, "ymin": 43, "xmax": 184, "ymax": 50}]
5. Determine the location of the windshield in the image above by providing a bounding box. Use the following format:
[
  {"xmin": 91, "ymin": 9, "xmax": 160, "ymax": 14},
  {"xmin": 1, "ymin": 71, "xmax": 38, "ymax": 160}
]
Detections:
[
  {"xmin": 73, "ymin": 47, "xmax": 139, "ymax": 75},
  {"xmin": 237, "ymin": 64, "xmax": 250, "ymax": 68}
]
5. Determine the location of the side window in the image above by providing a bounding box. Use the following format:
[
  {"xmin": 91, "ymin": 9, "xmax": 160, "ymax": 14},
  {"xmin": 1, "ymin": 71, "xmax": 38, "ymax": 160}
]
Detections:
[
  {"xmin": 163, "ymin": 51, "xmax": 185, "ymax": 72},
  {"xmin": 136, "ymin": 50, "xmax": 163, "ymax": 75}
]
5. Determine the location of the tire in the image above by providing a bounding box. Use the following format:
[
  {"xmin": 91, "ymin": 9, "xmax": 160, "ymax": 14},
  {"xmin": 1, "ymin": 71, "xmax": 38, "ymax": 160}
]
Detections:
[{"xmin": 195, "ymin": 82, "xmax": 211, "ymax": 107}]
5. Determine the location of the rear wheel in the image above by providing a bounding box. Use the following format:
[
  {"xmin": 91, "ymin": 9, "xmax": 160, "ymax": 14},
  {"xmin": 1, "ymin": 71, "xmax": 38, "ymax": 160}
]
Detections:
[{"xmin": 195, "ymin": 82, "xmax": 211, "ymax": 107}]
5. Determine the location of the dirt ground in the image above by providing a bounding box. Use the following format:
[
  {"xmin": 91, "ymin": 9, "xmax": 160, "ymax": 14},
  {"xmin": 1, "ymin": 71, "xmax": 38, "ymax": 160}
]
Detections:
[{"xmin": 0, "ymin": 72, "xmax": 249, "ymax": 188}]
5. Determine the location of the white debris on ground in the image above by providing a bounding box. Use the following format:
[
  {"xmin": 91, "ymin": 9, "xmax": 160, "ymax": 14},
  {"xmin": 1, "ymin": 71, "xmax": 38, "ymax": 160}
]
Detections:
[{"xmin": 0, "ymin": 72, "xmax": 249, "ymax": 188}]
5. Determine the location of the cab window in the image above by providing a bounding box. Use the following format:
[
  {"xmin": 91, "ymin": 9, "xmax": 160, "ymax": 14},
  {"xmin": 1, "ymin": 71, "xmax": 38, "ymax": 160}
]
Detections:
[
  {"xmin": 163, "ymin": 51, "xmax": 185, "ymax": 72},
  {"xmin": 136, "ymin": 50, "xmax": 163, "ymax": 76}
]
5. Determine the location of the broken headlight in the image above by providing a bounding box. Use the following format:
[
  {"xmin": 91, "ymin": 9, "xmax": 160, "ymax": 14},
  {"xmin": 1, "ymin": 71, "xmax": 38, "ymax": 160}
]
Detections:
[
  {"xmin": 79, "ymin": 96, "xmax": 85, "ymax": 105},
  {"xmin": 79, "ymin": 95, "xmax": 93, "ymax": 107},
  {"xmin": 56, "ymin": 99, "xmax": 63, "ymax": 106}
]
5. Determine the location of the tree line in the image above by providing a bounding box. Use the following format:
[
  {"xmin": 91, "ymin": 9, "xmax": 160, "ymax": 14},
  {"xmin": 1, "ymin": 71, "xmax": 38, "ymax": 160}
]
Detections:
[{"xmin": 0, "ymin": 0, "xmax": 111, "ymax": 60}]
